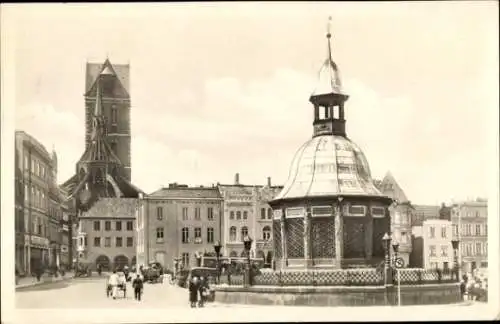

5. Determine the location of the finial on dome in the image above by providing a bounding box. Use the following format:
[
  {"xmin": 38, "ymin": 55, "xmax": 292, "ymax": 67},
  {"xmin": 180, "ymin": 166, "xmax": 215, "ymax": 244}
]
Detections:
[{"xmin": 327, "ymin": 16, "xmax": 332, "ymax": 39}]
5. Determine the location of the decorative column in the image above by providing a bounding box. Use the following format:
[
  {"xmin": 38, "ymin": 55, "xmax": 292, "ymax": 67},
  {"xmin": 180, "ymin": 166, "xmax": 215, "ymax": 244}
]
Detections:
[
  {"xmin": 280, "ymin": 209, "xmax": 287, "ymax": 269},
  {"xmin": 365, "ymin": 205, "xmax": 373, "ymax": 260},
  {"xmin": 334, "ymin": 197, "xmax": 344, "ymax": 268},
  {"xmin": 304, "ymin": 207, "xmax": 312, "ymax": 268}
]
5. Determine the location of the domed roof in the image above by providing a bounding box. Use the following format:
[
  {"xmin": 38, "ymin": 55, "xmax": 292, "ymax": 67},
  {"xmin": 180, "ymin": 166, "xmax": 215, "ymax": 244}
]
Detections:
[{"xmin": 274, "ymin": 135, "xmax": 387, "ymax": 201}]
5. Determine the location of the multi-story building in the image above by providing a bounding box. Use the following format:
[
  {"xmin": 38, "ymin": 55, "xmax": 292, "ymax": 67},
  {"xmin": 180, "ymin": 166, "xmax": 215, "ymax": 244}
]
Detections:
[
  {"xmin": 15, "ymin": 130, "xmax": 63, "ymax": 274},
  {"xmin": 422, "ymin": 219, "xmax": 454, "ymax": 270},
  {"xmin": 374, "ymin": 171, "xmax": 414, "ymax": 266},
  {"xmin": 451, "ymin": 199, "xmax": 488, "ymax": 272},
  {"xmin": 218, "ymin": 173, "xmax": 282, "ymax": 264},
  {"xmin": 136, "ymin": 184, "xmax": 223, "ymax": 270},
  {"xmin": 412, "ymin": 204, "xmax": 440, "ymax": 226},
  {"xmin": 75, "ymin": 198, "xmax": 138, "ymax": 270}
]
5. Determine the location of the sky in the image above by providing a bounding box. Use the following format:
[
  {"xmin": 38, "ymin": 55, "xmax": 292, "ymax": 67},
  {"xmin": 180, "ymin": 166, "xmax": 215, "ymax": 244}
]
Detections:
[{"xmin": 5, "ymin": 2, "xmax": 499, "ymax": 205}]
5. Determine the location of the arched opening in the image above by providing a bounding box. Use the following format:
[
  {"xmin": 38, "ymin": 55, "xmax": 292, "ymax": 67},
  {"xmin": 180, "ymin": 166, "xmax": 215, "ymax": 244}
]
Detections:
[
  {"xmin": 229, "ymin": 251, "xmax": 238, "ymax": 257},
  {"xmin": 113, "ymin": 255, "xmax": 129, "ymax": 270},
  {"xmin": 241, "ymin": 250, "xmax": 248, "ymax": 258},
  {"xmin": 131, "ymin": 256, "xmax": 137, "ymax": 266},
  {"xmin": 96, "ymin": 255, "xmax": 110, "ymax": 271},
  {"xmin": 257, "ymin": 250, "xmax": 265, "ymax": 261}
]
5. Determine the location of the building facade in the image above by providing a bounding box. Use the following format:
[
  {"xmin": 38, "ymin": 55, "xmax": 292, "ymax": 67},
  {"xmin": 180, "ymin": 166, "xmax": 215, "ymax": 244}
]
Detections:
[
  {"xmin": 15, "ymin": 131, "xmax": 65, "ymax": 274},
  {"xmin": 422, "ymin": 219, "xmax": 454, "ymax": 270},
  {"xmin": 136, "ymin": 184, "xmax": 223, "ymax": 270},
  {"xmin": 84, "ymin": 59, "xmax": 132, "ymax": 181},
  {"xmin": 451, "ymin": 199, "xmax": 488, "ymax": 272},
  {"xmin": 75, "ymin": 198, "xmax": 138, "ymax": 270},
  {"xmin": 218, "ymin": 174, "xmax": 282, "ymax": 264},
  {"xmin": 375, "ymin": 172, "xmax": 414, "ymax": 267}
]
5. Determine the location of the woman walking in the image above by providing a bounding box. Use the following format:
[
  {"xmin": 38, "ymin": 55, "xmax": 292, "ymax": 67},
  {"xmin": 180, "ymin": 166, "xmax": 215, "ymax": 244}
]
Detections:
[{"xmin": 188, "ymin": 276, "xmax": 200, "ymax": 308}]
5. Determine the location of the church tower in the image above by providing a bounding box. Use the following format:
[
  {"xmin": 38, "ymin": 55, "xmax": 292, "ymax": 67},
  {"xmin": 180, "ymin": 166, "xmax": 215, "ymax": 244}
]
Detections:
[{"xmin": 84, "ymin": 59, "xmax": 132, "ymax": 181}]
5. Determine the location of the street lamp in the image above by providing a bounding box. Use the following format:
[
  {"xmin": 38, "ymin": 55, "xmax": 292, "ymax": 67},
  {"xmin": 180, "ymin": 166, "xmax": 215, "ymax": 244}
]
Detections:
[
  {"xmin": 451, "ymin": 239, "xmax": 460, "ymax": 282},
  {"xmin": 213, "ymin": 241, "xmax": 222, "ymax": 284},
  {"xmin": 382, "ymin": 233, "xmax": 392, "ymax": 286},
  {"xmin": 392, "ymin": 242, "xmax": 400, "ymax": 265},
  {"xmin": 243, "ymin": 235, "xmax": 253, "ymax": 287},
  {"xmin": 392, "ymin": 241, "xmax": 401, "ymax": 306}
]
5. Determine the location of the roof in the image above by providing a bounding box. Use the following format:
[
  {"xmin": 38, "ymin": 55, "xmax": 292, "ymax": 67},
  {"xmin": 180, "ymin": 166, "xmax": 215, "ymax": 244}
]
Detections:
[
  {"xmin": 311, "ymin": 58, "xmax": 345, "ymax": 98},
  {"xmin": 80, "ymin": 198, "xmax": 138, "ymax": 218},
  {"xmin": 148, "ymin": 186, "xmax": 222, "ymax": 200},
  {"xmin": 273, "ymin": 135, "xmax": 389, "ymax": 201},
  {"xmin": 85, "ymin": 59, "xmax": 130, "ymax": 95},
  {"xmin": 412, "ymin": 205, "xmax": 440, "ymax": 226},
  {"xmin": 378, "ymin": 171, "xmax": 409, "ymax": 203}
]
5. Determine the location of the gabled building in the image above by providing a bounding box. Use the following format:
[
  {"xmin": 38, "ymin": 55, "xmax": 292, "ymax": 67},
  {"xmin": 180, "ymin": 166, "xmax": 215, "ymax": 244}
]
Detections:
[
  {"xmin": 60, "ymin": 59, "xmax": 142, "ymax": 269},
  {"xmin": 375, "ymin": 171, "xmax": 414, "ymax": 266}
]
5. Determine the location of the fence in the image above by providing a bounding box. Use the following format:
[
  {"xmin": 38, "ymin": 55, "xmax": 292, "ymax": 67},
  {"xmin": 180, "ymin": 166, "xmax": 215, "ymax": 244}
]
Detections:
[{"xmin": 215, "ymin": 268, "xmax": 455, "ymax": 287}]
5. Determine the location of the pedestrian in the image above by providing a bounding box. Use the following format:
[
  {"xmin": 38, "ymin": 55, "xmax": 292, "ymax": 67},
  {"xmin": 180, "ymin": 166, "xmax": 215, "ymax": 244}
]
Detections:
[
  {"xmin": 132, "ymin": 272, "xmax": 144, "ymax": 301},
  {"xmin": 189, "ymin": 276, "xmax": 200, "ymax": 308},
  {"xmin": 108, "ymin": 270, "xmax": 120, "ymax": 300},
  {"xmin": 460, "ymin": 274, "xmax": 468, "ymax": 301},
  {"xmin": 198, "ymin": 276, "xmax": 210, "ymax": 307}
]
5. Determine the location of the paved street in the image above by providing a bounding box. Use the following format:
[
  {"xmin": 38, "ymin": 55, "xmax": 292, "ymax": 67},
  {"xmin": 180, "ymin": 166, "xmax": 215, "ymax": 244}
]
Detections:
[{"xmin": 15, "ymin": 276, "xmax": 259, "ymax": 309}]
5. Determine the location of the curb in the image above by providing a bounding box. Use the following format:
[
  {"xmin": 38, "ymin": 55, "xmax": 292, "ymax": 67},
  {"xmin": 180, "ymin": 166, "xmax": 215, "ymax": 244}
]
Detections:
[{"xmin": 16, "ymin": 276, "xmax": 74, "ymax": 291}]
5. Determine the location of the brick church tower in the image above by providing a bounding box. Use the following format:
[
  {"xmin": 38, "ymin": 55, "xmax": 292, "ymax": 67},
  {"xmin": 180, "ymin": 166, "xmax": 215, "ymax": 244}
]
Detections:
[{"xmin": 84, "ymin": 59, "xmax": 132, "ymax": 181}]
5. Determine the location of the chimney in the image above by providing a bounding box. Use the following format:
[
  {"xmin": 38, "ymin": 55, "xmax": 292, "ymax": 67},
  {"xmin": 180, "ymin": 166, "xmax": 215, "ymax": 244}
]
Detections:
[
  {"xmin": 234, "ymin": 173, "xmax": 240, "ymax": 185},
  {"xmin": 267, "ymin": 177, "xmax": 271, "ymax": 187}
]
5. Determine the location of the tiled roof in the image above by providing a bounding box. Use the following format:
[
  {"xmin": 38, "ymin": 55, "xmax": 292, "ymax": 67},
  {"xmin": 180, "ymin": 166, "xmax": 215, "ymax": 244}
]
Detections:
[
  {"xmin": 81, "ymin": 198, "xmax": 138, "ymax": 218},
  {"xmin": 378, "ymin": 171, "xmax": 409, "ymax": 203},
  {"xmin": 85, "ymin": 60, "xmax": 130, "ymax": 95},
  {"xmin": 148, "ymin": 187, "xmax": 222, "ymax": 199}
]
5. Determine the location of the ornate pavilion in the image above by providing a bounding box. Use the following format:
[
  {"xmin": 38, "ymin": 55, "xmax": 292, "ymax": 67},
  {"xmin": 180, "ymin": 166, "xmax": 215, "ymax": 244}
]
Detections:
[{"xmin": 269, "ymin": 22, "xmax": 394, "ymax": 270}]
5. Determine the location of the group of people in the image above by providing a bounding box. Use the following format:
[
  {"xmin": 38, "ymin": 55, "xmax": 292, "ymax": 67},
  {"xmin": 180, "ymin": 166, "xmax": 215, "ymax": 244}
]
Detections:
[
  {"xmin": 107, "ymin": 269, "xmax": 145, "ymax": 301},
  {"xmin": 460, "ymin": 270, "xmax": 488, "ymax": 302},
  {"xmin": 188, "ymin": 276, "xmax": 210, "ymax": 308}
]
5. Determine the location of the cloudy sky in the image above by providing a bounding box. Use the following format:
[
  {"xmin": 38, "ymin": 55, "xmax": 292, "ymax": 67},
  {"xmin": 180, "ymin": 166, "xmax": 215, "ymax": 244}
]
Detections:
[{"xmin": 6, "ymin": 2, "xmax": 499, "ymax": 204}]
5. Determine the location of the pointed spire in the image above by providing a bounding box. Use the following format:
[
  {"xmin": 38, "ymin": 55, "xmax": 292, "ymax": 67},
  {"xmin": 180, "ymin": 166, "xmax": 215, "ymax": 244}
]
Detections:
[
  {"xmin": 311, "ymin": 16, "xmax": 345, "ymax": 98},
  {"xmin": 94, "ymin": 77, "xmax": 102, "ymax": 116}
]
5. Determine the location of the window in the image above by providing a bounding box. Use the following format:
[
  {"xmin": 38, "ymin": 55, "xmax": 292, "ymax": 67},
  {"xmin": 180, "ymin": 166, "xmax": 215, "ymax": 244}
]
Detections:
[
  {"xmin": 430, "ymin": 262, "xmax": 438, "ymax": 269},
  {"xmin": 24, "ymin": 184, "xmax": 28, "ymax": 201},
  {"xmin": 440, "ymin": 245, "xmax": 448, "ymax": 257},
  {"xmin": 262, "ymin": 226, "xmax": 271, "ymax": 241},
  {"xmin": 475, "ymin": 224, "xmax": 481, "ymax": 236},
  {"xmin": 261, "ymin": 208, "xmax": 266, "ymax": 219},
  {"xmin": 40, "ymin": 165, "xmax": 45, "ymax": 179},
  {"xmin": 441, "ymin": 226, "xmax": 446, "ymax": 238},
  {"xmin": 429, "ymin": 245, "xmax": 436, "ymax": 256},
  {"xmin": 182, "ymin": 253, "xmax": 189, "ymax": 268},
  {"xmin": 24, "ymin": 155, "xmax": 28, "ymax": 170},
  {"xmin": 466, "ymin": 224, "xmax": 472, "ymax": 236},
  {"xmin": 207, "ymin": 207, "xmax": 214, "ymax": 221},
  {"xmin": 401, "ymin": 231, "xmax": 408, "ymax": 244},
  {"xmin": 475, "ymin": 211, "xmax": 479, "ymax": 217},
  {"xmin": 229, "ymin": 226, "xmax": 237, "ymax": 241},
  {"xmin": 110, "ymin": 142, "xmax": 117, "ymax": 154},
  {"xmin": 104, "ymin": 237, "xmax": 111, "ymax": 247},
  {"xmin": 236, "ymin": 211, "xmax": 241, "ymax": 220},
  {"xmin": 182, "ymin": 227, "xmax": 189, "ymax": 243},
  {"xmin": 116, "ymin": 221, "xmax": 122, "ymax": 231},
  {"xmin": 241, "ymin": 226, "xmax": 248, "ymax": 240},
  {"xmin": 475, "ymin": 242, "xmax": 482, "ymax": 255},
  {"xmin": 31, "ymin": 159, "xmax": 35, "ymax": 173},
  {"xmin": 182, "ymin": 207, "xmax": 188, "ymax": 220},
  {"xmin": 452, "ymin": 224, "xmax": 458, "ymax": 236},
  {"xmin": 127, "ymin": 237, "xmax": 133, "ymax": 247},
  {"xmin": 485, "ymin": 224, "xmax": 488, "ymax": 235},
  {"xmin": 111, "ymin": 107, "xmax": 118, "ymax": 124},
  {"xmin": 35, "ymin": 160, "xmax": 39, "ymax": 176},
  {"xmin": 195, "ymin": 207, "xmax": 201, "ymax": 220},
  {"xmin": 267, "ymin": 208, "xmax": 272, "ymax": 219},
  {"xmin": 194, "ymin": 227, "xmax": 201, "ymax": 238},
  {"xmin": 207, "ymin": 227, "xmax": 214, "ymax": 243},
  {"xmin": 105, "ymin": 221, "xmax": 111, "ymax": 231},
  {"xmin": 116, "ymin": 237, "xmax": 122, "ymax": 247},
  {"xmin": 429, "ymin": 226, "xmax": 435, "ymax": 238},
  {"xmin": 94, "ymin": 237, "xmax": 101, "ymax": 247},
  {"xmin": 230, "ymin": 211, "xmax": 235, "ymax": 220},
  {"xmin": 243, "ymin": 211, "xmax": 248, "ymax": 220},
  {"xmin": 156, "ymin": 227, "xmax": 164, "ymax": 243},
  {"xmin": 126, "ymin": 221, "xmax": 133, "ymax": 231},
  {"xmin": 93, "ymin": 221, "xmax": 101, "ymax": 231},
  {"xmin": 443, "ymin": 262, "xmax": 449, "ymax": 270},
  {"xmin": 157, "ymin": 206, "xmax": 163, "ymax": 220}
]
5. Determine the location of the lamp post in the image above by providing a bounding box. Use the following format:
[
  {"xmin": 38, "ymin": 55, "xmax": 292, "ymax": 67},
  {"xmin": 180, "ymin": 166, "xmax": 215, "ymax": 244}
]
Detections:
[
  {"xmin": 243, "ymin": 235, "xmax": 253, "ymax": 288},
  {"xmin": 451, "ymin": 239, "xmax": 460, "ymax": 282},
  {"xmin": 213, "ymin": 241, "xmax": 222, "ymax": 284},
  {"xmin": 382, "ymin": 233, "xmax": 392, "ymax": 285},
  {"xmin": 392, "ymin": 241, "xmax": 401, "ymax": 306}
]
